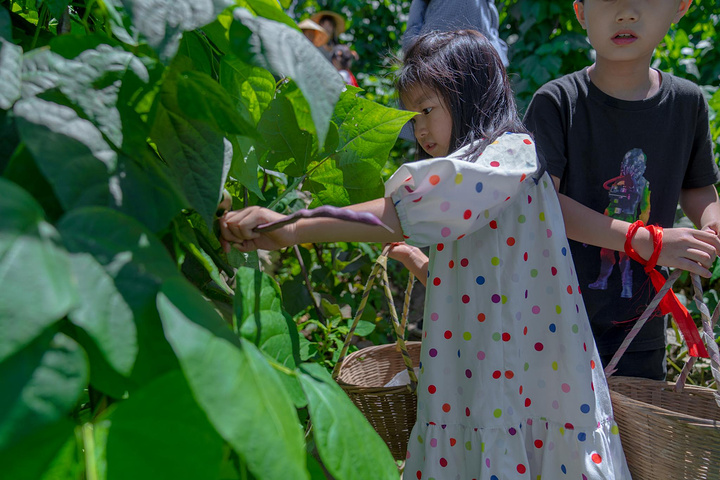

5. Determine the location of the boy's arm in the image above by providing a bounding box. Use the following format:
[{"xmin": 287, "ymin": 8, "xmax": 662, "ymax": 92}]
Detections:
[
  {"xmin": 551, "ymin": 175, "xmax": 720, "ymax": 277},
  {"xmin": 219, "ymin": 198, "xmax": 404, "ymax": 253},
  {"xmin": 402, "ymin": 0, "xmax": 427, "ymax": 51},
  {"xmin": 680, "ymin": 185, "xmax": 720, "ymax": 234}
]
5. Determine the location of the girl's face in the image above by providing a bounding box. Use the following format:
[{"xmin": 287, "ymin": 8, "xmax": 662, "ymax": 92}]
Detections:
[{"xmin": 401, "ymin": 85, "xmax": 453, "ymax": 158}]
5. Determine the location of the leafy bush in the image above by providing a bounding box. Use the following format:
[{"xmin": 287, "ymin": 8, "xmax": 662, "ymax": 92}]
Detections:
[{"xmin": 0, "ymin": 0, "xmax": 413, "ymax": 478}]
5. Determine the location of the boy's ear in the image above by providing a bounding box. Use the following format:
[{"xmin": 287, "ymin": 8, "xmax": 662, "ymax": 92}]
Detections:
[
  {"xmin": 573, "ymin": 1, "xmax": 587, "ymax": 30},
  {"xmin": 673, "ymin": 0, "xmax": 692, "ymax": 23}
]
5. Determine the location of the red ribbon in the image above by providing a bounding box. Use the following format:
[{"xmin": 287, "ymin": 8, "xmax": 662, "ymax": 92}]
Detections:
[{"xmin": 624, "ymin": 221, "xmax": 708, "ymax": 358}]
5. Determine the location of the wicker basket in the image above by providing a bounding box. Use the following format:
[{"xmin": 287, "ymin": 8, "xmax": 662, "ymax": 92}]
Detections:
[
  {"xmin": 332, "ymin": 247, "xmax": 420, "ymax": 460},
  {"xmin": 605, "ymin": 271, "xmax": 720, "ymax": 480},
  {"xmin": 335, "ymin": 342, "xmax": 422, "ymax": 459}
]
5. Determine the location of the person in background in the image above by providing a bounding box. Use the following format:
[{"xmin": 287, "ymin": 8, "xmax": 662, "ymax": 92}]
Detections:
[
  {"xmin": 330, "ymin": 44, "xmax": 359, "ymax": 87},
  {"xmin": 311, "ymin": 10, "xmax": 346, "ymax": 60},
  {"xmin": 298, "ymin": 18, "xmax": 329, "ymax": 48},
  {"xmin": 523, "ymin": 0, "xmax": 720, "ymax": 379},
  {"xmin": 402, "ymin": 0, "xmax": 508, "ymax": 66}
]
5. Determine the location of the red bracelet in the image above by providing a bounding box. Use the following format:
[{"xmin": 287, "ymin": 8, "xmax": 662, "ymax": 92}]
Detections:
[
  {"xmin": 624, "ymin": 220, "xmax": 663, "ymax": 272},
  {"xmin": 623, "ymin": 220, "xmax": 709, "ymax": 358}
]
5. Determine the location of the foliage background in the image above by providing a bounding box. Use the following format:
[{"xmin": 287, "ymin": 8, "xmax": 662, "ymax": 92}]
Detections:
[{"xmin": 1, "ymin": 0, "xmax": 719, "ymax": 479}]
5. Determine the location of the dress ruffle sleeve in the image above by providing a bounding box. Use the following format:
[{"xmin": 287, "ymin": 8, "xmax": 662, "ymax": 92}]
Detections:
[{"xmin": 385, "ymin": 133, "xmax": 539, "ymax": 247}]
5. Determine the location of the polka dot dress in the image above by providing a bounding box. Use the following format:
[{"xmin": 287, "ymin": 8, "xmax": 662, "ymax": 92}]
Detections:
[{"xmin": 386, "ymin": 133, "xmax": 630, "ymax": 479}]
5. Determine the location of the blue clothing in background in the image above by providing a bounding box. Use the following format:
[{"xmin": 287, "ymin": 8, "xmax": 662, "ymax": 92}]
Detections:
[{"xmin": 402, "ymin": 0, "xmax": 508, "ymax": 66}]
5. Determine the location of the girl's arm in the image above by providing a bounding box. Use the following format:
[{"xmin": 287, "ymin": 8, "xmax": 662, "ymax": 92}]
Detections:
[
  {"xmin": 551, "ymin": 175, "xmax": 720, "ymax": 277},
  {"xmin": 219, "ymin": 198, "xmax": 404, "ymax": 253},
  {"xmin": 387, "ymin": 242, "xmax": 429, "ymax": 286},
  {"xmin": 679, "ymin": 185, "xmax": 720, "ymax": 235}
]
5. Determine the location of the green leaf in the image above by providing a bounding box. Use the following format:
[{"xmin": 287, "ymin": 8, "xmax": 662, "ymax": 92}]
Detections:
[
  {"xmin": 306, "ymin": 87, "xmax": 415, "ymax": 206},
  {"xmin": 0, "ymin": 38, "xmax": 21, "ymax": 109},
  {"xmin": 0, "ymin": 6, "xmax": 11, "ymax": 41},
  {"xmin": 298, "ymin": 363, "xmax": 398, "ymax": 480},
  {"xmin": 333, "ymin": 86, "xmax": 416, "ymax": 158},
  {"xmin": 229, "ymin": 135, "xmax": 264, "ymax": 199},
  {"xmin": 57, "ymin": 208, "xmax": 182, "ymax": 387},
  {"xmin": 237, "ymin": 0, "xmax": 297, "ymax": 29},
  {"xmin": 113, "ymin": 0, "xmax": 233, "ymax": 61},
  {"xmin": 14, "ymin": 97, "xmax": 118, "ymax": 210},
  {"xmin": 0, "ymin": 419, "xmax": 76, "ymax": 480},
  {"xmin": 106, "ymin": 371, "xmax": 224, "ymax": 480},
  {"xmin": 258, "ymin": 94, "xmax": 314, "ymax": 176},
  {"xmin": 231, "ymin": 8, "xmax": 345, "ymax": 148},
  {"xmin": 0, "ymin": 178, "xmax": 77, "ymax": 364},
  {"xmin": 219, "ymin": 54, "xmax": 275, "ymax": 125},
  {"xmin": 177, "ymin": 70, "xmax": 255, "ymax": 135},
  {"xmin": 0, "ymin": 330, "xmax": 88, "ymax": 452},
  {"xmin": 39, "ymin": 0, "xmax": 70, "ymax": 19},
  {"xmin": 21, "ymin": 45, "xmax": 149, "ymax": 148},
  {"xmin": 235, "ymin": 267, "xmax": 300, "ymax": 367},
  {"xmin": 157, "ymin": 277, "xmax": 309, "ymax": 480},
  {"xmin": 66, "ymin": 252, "xmax": 137, "ymax": 377},
  {"xmin": 151, "ymin": 64, "xmax": 232, "ymax": 229}
]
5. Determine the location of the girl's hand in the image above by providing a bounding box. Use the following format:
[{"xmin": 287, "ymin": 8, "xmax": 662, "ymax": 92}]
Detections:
[
  {"xmin": 652, "ymin": 227, "xmax": 720, "ymax": 277},
  {"xmin": 219, "ymin": 207, "xmax": 296, "ymax": 253},
  {"xmin": 387, "ymin": 242, "xmax": 429, "ymax": 286}
]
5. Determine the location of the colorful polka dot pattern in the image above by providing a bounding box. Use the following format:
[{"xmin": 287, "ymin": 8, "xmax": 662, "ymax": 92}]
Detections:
[{"xmin": 385, "ymin": 134, "xmax": 630, "ymax": 479}]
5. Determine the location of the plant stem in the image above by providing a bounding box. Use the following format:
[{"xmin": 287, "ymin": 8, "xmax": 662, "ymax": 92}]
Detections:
[
  {"xmin": 30, "ymin": 3, "xmax": 47, "ymax": 49},
  {"xmin": 294, "ymin": 244, "xmax": 325, "ymax": 324},
  {"xmin": 83, "ymin": 423, "xmax": 99, "ymax": 480}
]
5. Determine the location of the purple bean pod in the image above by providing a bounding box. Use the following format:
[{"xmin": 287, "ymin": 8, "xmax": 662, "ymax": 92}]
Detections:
[{"xmin": 254, "ymin": 206, "xmax": 394, "ymax": 233}]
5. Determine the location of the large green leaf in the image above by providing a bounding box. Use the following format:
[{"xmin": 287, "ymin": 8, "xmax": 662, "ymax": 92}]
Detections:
[
  {"xmin": 258, "ymin": 94, "xmax": 314, "ymax": 176},
  {"xmin": 66, "ymin": 252, "xmax": 137, "ymax": 377},
  {"xmin": 0, "ymin": 38, "xmax": 21, "ymax": 109},
  {"xmin": 57, "ymin": 208, "xmax": 182, "ymax": 388},
  {"xmin": 0, "ymin": 6, "xmax": 11, "ymax": 41},
  {"xmin": 157, "ymin": 277, "xmax": 308, "ymax": 480},
  {"xmin": 39, "ymin": 0, "xmax": 71, "ymax": 19},
  {"xmin": 0, "ymin": 330, "xmax": 88, "ymax": 452},
  {"xmin": 234, "ymin": 267, "xmax": 300, "ymax": 368},
  {"xmin": 237, "ymin": 0, "xmax": 297, "ymax": 29},
  {"xmin": 106, "ymin": 371, "xmax": 224, "ymax": 480},
  {"xmin": 150, "ymin": 63, "xmax": 232, "ymax": 229},
  {"xmin": 229, "ymin": 135, "xmax": 265, "ymax": 199},
  {"xmin": 231, "ymin": 8, "xmax": 345, "ymax": 148},
  {"xmin": 177, "ymin": 70, "xmax": 255, "ymax": 135},
  {"xmin": 219, "ymin": 54, "xmax": 275, "ymax": 126},
  {"xmin": 21, "ymin": 45, "xmax": 149, "ymax": 148},
  {"xmin": 0, "ymin": 178, "xmax": 77, "ymax": 364},
  {"xmin": 298, "ymin": 364, "xmax": 399, "ymax": 480},
  {"xmin": 333, "ymin": 86, "xmax": 416, "ymax": 157},
  {"xmin": 0, "ymin": 418, "xmax": 76, "ymax": 480},
  {"xmin": 14, "ymin": 97, "xmax": 117, "ymax": 210},
  {"xmin": 306, "ymin": 87, "xmax": 415, "ymax": 206},
  {"xmin": 112, "ymin": 0, "xmax": 232, "ymax": 61}
]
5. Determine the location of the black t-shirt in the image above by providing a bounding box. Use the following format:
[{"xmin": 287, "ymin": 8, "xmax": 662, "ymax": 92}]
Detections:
[{"xmin": 524, "ymin": 68, "xmax": 720, "ymax": 355}]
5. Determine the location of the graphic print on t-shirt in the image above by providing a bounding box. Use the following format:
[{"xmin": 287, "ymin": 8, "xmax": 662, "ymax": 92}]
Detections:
[{"xmin": 588, "ymin": 148, "xmax": 651, "ymax": 298}]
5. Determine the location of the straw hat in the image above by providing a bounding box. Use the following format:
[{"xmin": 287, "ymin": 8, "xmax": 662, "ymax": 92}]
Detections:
[
  {"xmin": 298, "ymin": 19, "xmax": 330, "ymax": 47},
  {"xmin": 310, "ymin": 10, "xmax": 346, "ymax": 34}
]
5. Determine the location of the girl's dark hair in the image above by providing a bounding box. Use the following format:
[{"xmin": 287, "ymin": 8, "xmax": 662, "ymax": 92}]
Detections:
[{"xmin": 397, "ymin": 30, "xmax": 530, "ymax": 160}]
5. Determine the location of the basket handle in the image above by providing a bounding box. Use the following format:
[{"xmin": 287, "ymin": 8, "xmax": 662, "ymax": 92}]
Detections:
[
  {"xmin": 331, "ymin": 244, "xmax": 418, "ymax": 393},
  {"xmin": 604, "ymin": 270, "xmax": 720, "ymax": 405}
]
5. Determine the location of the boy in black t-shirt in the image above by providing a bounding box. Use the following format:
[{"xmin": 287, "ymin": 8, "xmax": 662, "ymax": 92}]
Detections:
[{"xmin": 524, "ymin": 0, "xmax": 720, "ymax": 379}]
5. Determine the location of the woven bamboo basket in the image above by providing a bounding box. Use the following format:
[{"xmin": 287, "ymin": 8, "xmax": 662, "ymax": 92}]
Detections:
[
  {"xmin": 335, "ymin": 341, "xmax": 422, "ymax": 459},
  {"xmin": 332, "ymin": 246, "xmax": 420, "ymax": 460},
  {"xmin": 605, "ymin": 271, "xmax": 720, "ymax": 480}
]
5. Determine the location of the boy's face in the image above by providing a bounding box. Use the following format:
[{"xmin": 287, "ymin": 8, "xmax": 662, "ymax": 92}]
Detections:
[
  {"xmin": 574, "ymin": 0, "xmax": 691, "ymax": 63},
  {"xmin": 401, "ymin": 85, "xmax": 453, "ymax": 158}
]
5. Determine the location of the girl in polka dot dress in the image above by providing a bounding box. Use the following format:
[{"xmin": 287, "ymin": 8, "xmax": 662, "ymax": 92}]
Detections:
[{"xmin": 220, "ymin": 30, "xmax": 630, "ymax": 480}]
